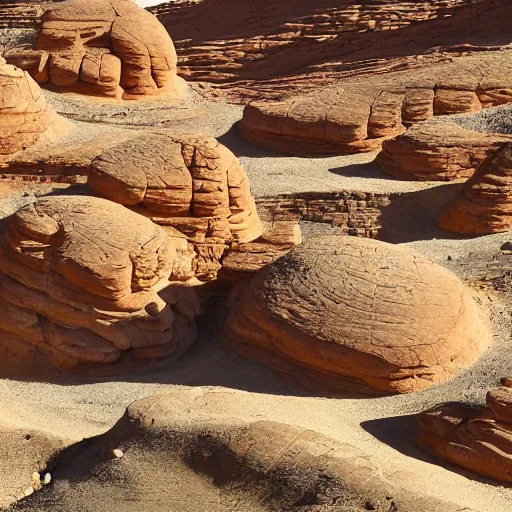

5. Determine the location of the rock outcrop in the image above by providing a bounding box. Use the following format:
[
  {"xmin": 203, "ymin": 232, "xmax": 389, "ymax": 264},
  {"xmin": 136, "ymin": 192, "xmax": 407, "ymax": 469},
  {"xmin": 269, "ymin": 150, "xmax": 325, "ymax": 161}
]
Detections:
[
  {"xmin": 417, "ymin": 384, "xmax": 512, "ymax": 483},
  {"xmin": 89, "ymin": 132, "xmax": 299, "ymax": 282},
  {"xmin": 239, "ymin": 55, "xmax": 512, "ymax": 156},
  {"xmin": 437, "ymin": 143, "xmax": 512, "ymax": 234},
  {"xmin": 5, "ymin": 0, "xmax": 185, "ymax": 99},
  {"xmin": 377, "ymin": 121, "xmax": 512, "ymax": 181},
  {"xmin": 157, "ymin": 0, "xmax": 511, "ymax": 98},
  {"xmin": 0, "ymin": 196, "xmax": 200, "ymax": 372},
  {"xmin": 0, "ymin": 57, "xmax": 69, "ymax": 155},
  {"xmin": 224, "ymin": 236, "xmax": 490, "ymax": 395}
]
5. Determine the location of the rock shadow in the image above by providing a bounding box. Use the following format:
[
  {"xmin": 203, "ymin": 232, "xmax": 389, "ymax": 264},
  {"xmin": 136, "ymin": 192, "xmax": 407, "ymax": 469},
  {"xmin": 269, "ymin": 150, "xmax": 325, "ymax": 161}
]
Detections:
[
  {"xmin": 377, "ymin": 182, "xmax": 474, "ymax": 244},
  {"xmin": 361, "ymin": 411, "xmax": 507, "ymax": 486}
]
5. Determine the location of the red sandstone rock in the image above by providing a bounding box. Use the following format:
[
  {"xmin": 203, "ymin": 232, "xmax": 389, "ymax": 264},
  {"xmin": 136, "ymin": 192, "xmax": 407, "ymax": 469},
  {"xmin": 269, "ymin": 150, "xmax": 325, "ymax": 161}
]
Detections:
[
  {"xmin": 6, "ymin": 0, "xmax": 185, "ymax": 99},
  {"xmin": 0, "ymin": 196, "xmax": 200, "ymax": 370},
  {"xmin": 239, "ymin": 55, "xmax": 512, "ymax": 156},
  {"xmin": 377, "ymin": 122, "xmax": 511, "ymax": 181},
  {"xmin": 224, "ymin": 236, "xmax": 490, "ymax": 395},
  {"xmin": 89, "ymin": 132, "xmax": 300, "ymax": 281},
  {"xmin": 417, "ymin": 386, "xmax": 512, "ymax": 483},
  {"xmin": 0, "ymin": 57, "xmax": 69, "ymax": 155},
  {"xmin": 437, "ymin": 143, "xmax": 512, "ymax": 234}
]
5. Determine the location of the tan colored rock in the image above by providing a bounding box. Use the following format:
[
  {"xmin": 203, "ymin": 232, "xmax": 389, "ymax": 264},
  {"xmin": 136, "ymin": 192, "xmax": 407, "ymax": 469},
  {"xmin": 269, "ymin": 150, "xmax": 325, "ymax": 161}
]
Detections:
[
  {"xmin": 0, "ymin": 57, "xmax": 69, "ymax": 155},
  {"xmin": 0, "ymin": 196, "xmax": 200, "ymax": 371},
  {"xmin": 417, "ymin": 385, "xmax": 512, "ymax": 483},
  {"xmin": 377, "ymin": 122, "xmax": 511, "ymax": 181},
  {"xmin": 437, "ymin": 143, "xmax": 512, "ymax": 234},
  {"xmin": 89, "ymin": 132, "xmax": 268, "ymax": 281},
  {"xmin": 239, "ymin": 55, "xmax": 512, "ymax": 156},
  {"xmin": 5, "ymin": 0, "xmax": 185, "ymax": 99},
  {"xmin": 224, "ymin": 236, "xmax": 490, "ymax": 395}
]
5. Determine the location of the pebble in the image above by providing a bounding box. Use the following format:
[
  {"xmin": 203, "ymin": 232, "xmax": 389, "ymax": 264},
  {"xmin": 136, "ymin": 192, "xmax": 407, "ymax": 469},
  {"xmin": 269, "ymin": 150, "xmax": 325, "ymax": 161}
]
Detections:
[
  {"xmin": 43, "ymin": 473, "xmax": 52, "ymax": 485},
  {"xmin": 23, "ymin": 487, "xmax": 34, "ymax": 497},
  {"xmin": 112, "ymin": 448, "xmax": 124, "ymax": 458}
]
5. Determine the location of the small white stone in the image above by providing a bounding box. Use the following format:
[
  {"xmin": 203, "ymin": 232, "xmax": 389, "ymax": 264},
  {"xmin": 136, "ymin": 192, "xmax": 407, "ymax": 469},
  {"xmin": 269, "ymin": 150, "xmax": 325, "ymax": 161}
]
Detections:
[
  {"xmin": 112, "ymin": 448, "xmax": 123, "ymax": 459},
  {"xmin": 43, "ymin": 473, "xmax": 52, "ymax": 485},
  {"xmin": 23, "ymin": 487, "xmax": 34, "ymax": 497}
]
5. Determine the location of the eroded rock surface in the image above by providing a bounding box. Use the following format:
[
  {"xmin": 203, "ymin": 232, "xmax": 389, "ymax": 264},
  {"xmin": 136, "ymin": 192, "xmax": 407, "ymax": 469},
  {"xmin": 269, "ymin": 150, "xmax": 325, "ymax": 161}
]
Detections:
[
  {"xmin": 417, "ymin": 385, "xmax": 512, "ymax": 483},
  {"xmin": 0, "ymin": 57, "xmax": 69, "ymax": 155},
  {"xmin": 437, "ymin": 143, "xmax": 512, "ymax": 234},
  {"xmin": 5, "ymin": 0, "xmax": 185, "ymax": 99},
  {"xmin": 224, "ymin": 236, "xmax": 490, "ymax": 394},
  {"xmin": 377, "ymin": 121, "xmax": 512, "ymax": 181},
  {"xmin": 239, "ymin": 55, "xmax": 512, "ymax": 156},
  {"xmin": 89, "ymin": 132, "xmax": 299, "ymax": 281},
  {"xmin": 0, "ymin": 195, "xmax": 200, "ymax": 373}
]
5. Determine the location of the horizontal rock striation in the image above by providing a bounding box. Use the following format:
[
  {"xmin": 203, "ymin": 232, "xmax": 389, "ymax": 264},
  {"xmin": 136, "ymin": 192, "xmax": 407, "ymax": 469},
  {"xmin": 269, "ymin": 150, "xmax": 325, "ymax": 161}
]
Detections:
[
  {"xmin": 224, "ymin": 236, "xmax": 490, "ymax": 395},
  {"xmin": 418, "ymin": 384, "xmax": 512, "ymax": 483},
  {"xmin": 239, "ymin": 54, "xmax": 512, "ymax": 156},
  {"xmin": 0, "ymin": 196, "xmax": 200, "ymax": 372},
  {"xmin": 377, "ymin": 121, "xmax": 512, "ymax": 181},
  {"xmin": 157, "ymin": 0, "xmax": 511, "ymax": 97},
  {"xmin": 437, "ymin": 143, "xmax": 512, "ymax": 234},
  {"xmin": 0, "ymin": 56, "xmax": 69, "ymax": 155}
]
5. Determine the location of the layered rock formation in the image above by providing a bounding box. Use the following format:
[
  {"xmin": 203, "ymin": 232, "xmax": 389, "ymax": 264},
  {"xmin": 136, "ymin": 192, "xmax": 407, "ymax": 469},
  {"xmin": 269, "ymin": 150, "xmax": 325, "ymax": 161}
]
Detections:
[
  {"xmin": 437, "ymin": 143, "xmax": 512, "ymax": 234},
  {"xmin": 240, "ymin": 55, "xmax": 512, "ymax": 156},
  {"xmin": 417, "ymin": 384, "xmax": 512, "ymax": 483},
  {"xmin": 377, "ymin": 120, "xmax": 512, "ymax": 181},
  {"xmin": 0, "ymin": 57, "xmax": 69, "ymax": 155},
  {"xmin": 5, "ymin": 0, "xmax": 185, "ymax": 98},
  {"xmin": 157, "ymin": 0, "xmax": 511, "ymax": 97},
  {"xmin": 0, "ymin": 196, "xmax": 200, "ymax": 372},
  {"xmin": 89, "ymin": 132, "xmax": 299, "ymax": 282},
  {"xmin": 224, "ymin": 236, "xmax": 490, "ymax": 395}
]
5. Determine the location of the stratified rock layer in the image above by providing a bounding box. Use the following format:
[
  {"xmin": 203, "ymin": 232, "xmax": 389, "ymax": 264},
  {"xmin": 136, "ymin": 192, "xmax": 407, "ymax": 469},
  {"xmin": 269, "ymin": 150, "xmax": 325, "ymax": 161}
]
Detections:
[
  {"xmin": 377, "ymin": 121, "xmax": 512, "ymax": 181},
  {"xmin": 224, "ymin": 236, "xmax": 490, "ymax": 394},
  {"xmin": 0, "ymin": 57, "xmax": 68, "ymax": 155},
  {"xmin": 89, "ymin": 132, "xmax": 300, "ymax": 282},
  {"xmin": 437, "ymin": 143, "xmax": 512, "ymax": 234},
  {"xmin": 5, "ymin": 0, "xmax": 184, "ymax": 99},
  {"xmin": 417, "ymin": 385, "xmax": 512, "ymax": 482},
  {"xmin": 0, "ymin": 196, "xmax": 199, "ymax": 372},
  {"xmin": 239, "ymin": 55, "xmax": 512, "ymax": 156}
]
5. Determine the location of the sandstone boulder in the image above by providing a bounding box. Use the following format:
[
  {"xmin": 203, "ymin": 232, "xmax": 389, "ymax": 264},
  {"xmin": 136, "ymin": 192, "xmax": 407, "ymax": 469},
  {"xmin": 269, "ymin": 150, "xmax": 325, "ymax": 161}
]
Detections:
[
  {"xmin": 437, "ymin": 143, "xmax": 512, "ymax": 234},
  {"xmin": 0, "ymin": 57, "xmax": 69, "ymax": 155},
  {"xmin": 239, "ymin": 55, "xmax": 512, "ymax": 156},
  {"xmin": 377, "ymin": 122, "xmax": 511, "ymax": 181},
  {"xmin": 417, "ymin": 385, "xmax": 512, "ymax": 483},
  {"xmin": 0, "ymin": 196, "xmax": 200, "ymax": 372},
  {"xmin": 224, "ymin": 236, "xmax": 490, "ymax": 394},
  {"xmin": 89, "ymin": 132, "xmax": 294, "ymax": 282},
  {"xmin": 5, "ymin": 0, "xmax": 185, "ymax": 99}
]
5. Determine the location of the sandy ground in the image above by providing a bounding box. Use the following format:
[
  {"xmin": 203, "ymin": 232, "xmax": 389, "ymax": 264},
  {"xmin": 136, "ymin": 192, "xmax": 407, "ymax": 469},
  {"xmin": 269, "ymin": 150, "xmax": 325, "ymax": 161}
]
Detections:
[{"xmin": 0, "ymin": 94, "xmax": 511, "ymax": 511}]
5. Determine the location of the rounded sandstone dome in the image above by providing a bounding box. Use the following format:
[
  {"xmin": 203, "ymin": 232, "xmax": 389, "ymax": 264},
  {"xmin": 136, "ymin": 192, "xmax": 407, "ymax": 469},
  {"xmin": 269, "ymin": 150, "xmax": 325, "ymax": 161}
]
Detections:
[
  {"xmin": 0, "ymin": 57, "xmax": 68, "ymax": 155},
  {"xmin": 224, "ymin": 236, "xmax": 490, "ymax": 394}
]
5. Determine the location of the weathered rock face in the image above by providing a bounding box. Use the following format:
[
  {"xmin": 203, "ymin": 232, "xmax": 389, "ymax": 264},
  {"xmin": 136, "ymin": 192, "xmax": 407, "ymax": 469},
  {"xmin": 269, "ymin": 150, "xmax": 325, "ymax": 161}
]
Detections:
[
  {"xmin": 437, "ymin": 144, "xmax": 512, "ymax": 234},
  {"xmin": 417, "ymin": 384, "xmax": 512, "ymax": 483},
  {"xmin": 0, "ymin": 196, "xmax": 200, "ymax": 372},
  {"xmin": 377, "ymin": 122, "xmax": 512, "ymax": 181},
  {"xmin": 89, "ymin": 132, "xmax": 290, "ymax": 282},
  {"xmin": 239, "ymin": 55, "xmax": 512, "ymax": 156},
  {"xmin": 224, "ymin": 236, "xmax": 490, "ymax": 395},
  {"xmin": 157, "ymin": 0, "xmax": 511, "ymax": 98},
  {"xmin": 5, "ymin": 0, "xmax": 185, "ymax": 99},
  {"xmin": 0, "ymin": 57, "xmax": 69, "ymax": 155}
]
